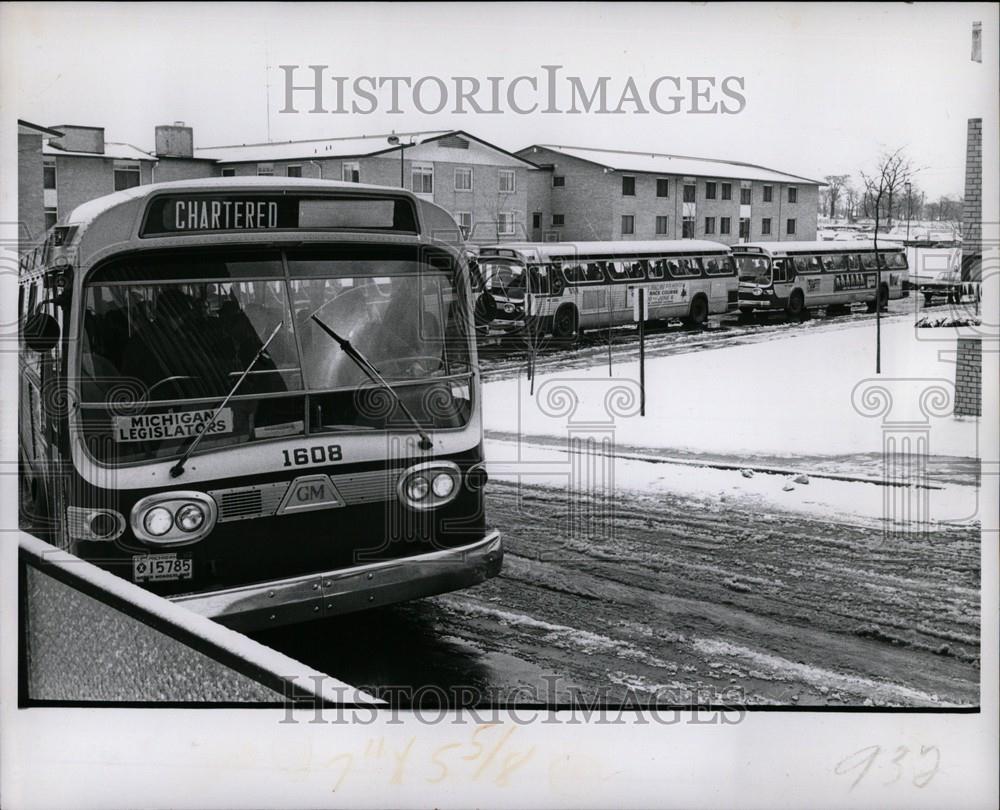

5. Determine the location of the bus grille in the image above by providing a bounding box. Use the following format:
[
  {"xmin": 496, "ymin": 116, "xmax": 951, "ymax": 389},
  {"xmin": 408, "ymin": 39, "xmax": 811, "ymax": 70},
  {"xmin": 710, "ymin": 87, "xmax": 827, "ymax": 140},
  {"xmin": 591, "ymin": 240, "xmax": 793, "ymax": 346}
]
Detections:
[{"xmin": 208, "ymin": 469, "xmax": 402, "ymax": 522}]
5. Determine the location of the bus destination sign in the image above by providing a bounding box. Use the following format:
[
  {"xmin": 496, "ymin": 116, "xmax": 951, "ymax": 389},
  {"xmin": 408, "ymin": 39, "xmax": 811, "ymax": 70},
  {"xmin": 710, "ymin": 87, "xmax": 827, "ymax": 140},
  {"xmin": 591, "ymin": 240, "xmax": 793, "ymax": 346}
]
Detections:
[
  {"xmin": 140, "ymin": 194, "xmax": 418, "ymax": 236},
  {"xmin": 142, "ymin": 195, "xmax": 298, "ymax": 236}
]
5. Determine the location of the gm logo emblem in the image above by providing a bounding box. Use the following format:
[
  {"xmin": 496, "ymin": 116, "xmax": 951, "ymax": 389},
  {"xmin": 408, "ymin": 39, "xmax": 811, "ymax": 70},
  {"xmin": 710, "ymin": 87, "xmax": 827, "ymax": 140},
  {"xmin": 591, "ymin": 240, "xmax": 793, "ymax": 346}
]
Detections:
[{"xmin": 276, "ymin": 474, "xmax": 346, "ymax": 515}]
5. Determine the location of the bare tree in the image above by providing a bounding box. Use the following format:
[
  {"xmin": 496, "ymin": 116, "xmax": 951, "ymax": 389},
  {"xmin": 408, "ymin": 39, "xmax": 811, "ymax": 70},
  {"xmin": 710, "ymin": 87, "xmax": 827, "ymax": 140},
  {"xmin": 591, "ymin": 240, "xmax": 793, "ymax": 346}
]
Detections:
[
  {"xmin": 823, "ymin": 174, "xmax": 850, "ymax": 219},
  {"xmin": 861, "ymin": 148, "xmax": 915, "ymax": 374},
  {"xmin": 844, "ymin": 183, "xmax": 858, "ymax": 221}
]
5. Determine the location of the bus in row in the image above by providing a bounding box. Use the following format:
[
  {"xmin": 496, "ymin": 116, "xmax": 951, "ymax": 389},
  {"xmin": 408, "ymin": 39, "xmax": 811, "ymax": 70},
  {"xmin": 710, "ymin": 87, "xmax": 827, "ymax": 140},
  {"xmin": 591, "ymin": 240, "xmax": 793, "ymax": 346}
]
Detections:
[
  {"xmin": 733, "ymin": 240, "xmax": 909, "ymax": 318},
  {"xmin": 474, "ymin": 240, "xmax": 739, "ymax": 339},
  {"xmin": 19, "ymin": 178, "xmax": 502, "ymax": 630}
]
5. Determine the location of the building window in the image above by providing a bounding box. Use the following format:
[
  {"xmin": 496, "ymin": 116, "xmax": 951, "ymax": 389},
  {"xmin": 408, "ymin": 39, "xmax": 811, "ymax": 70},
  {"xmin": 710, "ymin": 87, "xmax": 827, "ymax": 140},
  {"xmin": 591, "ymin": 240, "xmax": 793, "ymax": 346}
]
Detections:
[
  {"xmin": 705, "ymin": 182, "xmax": 717, "ymax": 200},
  {"xmin": 762, "ymin": 185, "xmax": 773, "ymax": 203},
  {"xmin": 739, "ymin": 217, "xmax": 750, "ymax": 240},
  {"xmin": 682, "ymin": 216, "xmax": 695, "ymax": 238},
  {"xmin": 704, "ymin": 216, "xmax": 716, "ymax": 235},
  {"xmin": 498, "ymin": 212, "xmax": 516, "ymax": 236},
  {"xmin": 656, "ymin": 178, "xmax": 669, "ymax": 197},
  {"xmin": 655, "ymin": 216, "xmax": 669, "ymax": 235},
  {"xmin": 411, "ymin": 165, "xmax": 433, "ymax": 194},
  {"xmin": 553, "ymin": 175, "xmax": 565, "ymax": 187},
  {"xmin": 621, "ymin": 215, "xmax": 635, "ymax": 235},
  {"xmin": 761, "ymin": 217, "xmax": 772, "ymax": 236},
  {"xmin": 532, "ymin": 212, "xmax": 542, "ymax": 229},
  {"xmin": 622, "ymin": 176, "xmax": 636, "ymax": 196},
  {"xmin": 683, "ymin": 184, "xmax": 696, "ymax": 203},
  {"xmin": 44, "ymin": 208, "xmax": 57, "ymax": 231},
  {"xmin": 788, "ymin": 186, "xmax": 798, "ymax": 203},
  {"xmin": 455, "ymin": 212, "xmax": 472, "ymax": 239},
  {"xmin": 286, "ymin": 165, "xmax": 302, "ymax": 178},
  {"xmin": 257, "ymin": 163, "xmax": 274, "ymax": 177},
  {"xmin": 498, "ymin": 169, "xmax": 516, "ymax": 194},
  {"xmin": 552, "ymin": 214, "xmax": 565, "ymax": 227},
  {"xmin": 454, "ymin": 167, "xmax": 473, "ymax": 191},
  {"xmin": 740, "ymin": 187, "xmax": 752, "ymax": 205},
  {"xmin": 720, "ymin": 217, "xmax": 731, "ymax": 235},
  {"xmin": 787, "ymin": 218, "xmax": 796, "ymax": 235},
  {"xmin": 221, "ymin": 168, "xmax": 236, "ymax": 177},
  {"xmin": 113, "ymin": 161, "xmax": 141, "ymax": 191},
  {"xmin": 721, "ymin": 183, "xmax": 732, "ymax": 200},
  {"xmin": 343, "ymin": 161, "xmax": 361, "ymax": 183},
  {"xmin": 43, "ymin": 159, "xmax": 56, "ymax": 190}
]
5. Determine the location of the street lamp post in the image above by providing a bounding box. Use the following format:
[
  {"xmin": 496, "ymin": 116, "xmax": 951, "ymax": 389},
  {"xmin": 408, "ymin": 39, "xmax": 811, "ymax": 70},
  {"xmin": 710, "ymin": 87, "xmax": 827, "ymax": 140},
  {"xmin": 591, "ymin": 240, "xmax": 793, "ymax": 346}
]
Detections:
[
  {"xmin": 905, "ymin": 181, "xmax": 912, "ymax": 242},
  {"xmin": 387, "ymin": 134, "xmax": 415, "ymax": 189}
]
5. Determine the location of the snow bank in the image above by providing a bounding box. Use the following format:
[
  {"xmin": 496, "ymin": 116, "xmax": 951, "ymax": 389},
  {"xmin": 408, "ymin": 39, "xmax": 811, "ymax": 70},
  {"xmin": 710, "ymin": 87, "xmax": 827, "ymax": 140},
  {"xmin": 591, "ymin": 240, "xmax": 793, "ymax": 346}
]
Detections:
[{"xmin": 485, "ymin": 439, "xmax": 979, "ymax": 528}]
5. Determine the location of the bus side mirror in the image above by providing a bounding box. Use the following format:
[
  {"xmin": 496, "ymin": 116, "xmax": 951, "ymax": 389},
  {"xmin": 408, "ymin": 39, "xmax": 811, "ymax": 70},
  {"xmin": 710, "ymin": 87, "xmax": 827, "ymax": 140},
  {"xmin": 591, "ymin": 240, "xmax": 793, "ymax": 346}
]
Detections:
[{"xmin": 23, "ymin": 312, "xmax": 60, "ymax": 353}]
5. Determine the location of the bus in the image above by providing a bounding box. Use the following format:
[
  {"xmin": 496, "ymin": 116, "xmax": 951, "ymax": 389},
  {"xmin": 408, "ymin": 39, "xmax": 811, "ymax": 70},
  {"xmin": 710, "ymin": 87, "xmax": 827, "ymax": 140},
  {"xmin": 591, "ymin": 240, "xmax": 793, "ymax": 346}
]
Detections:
[
  {"xmin": 476, "ymin": 240, "xmax": 738, "ymax": 339},
  {"xmin": 733, "ymin": 240, "xmax": 909, "ymax": 318},
  {"xmin": 18, "ymin": 178, "xmax": 502, "ymax": 630}
]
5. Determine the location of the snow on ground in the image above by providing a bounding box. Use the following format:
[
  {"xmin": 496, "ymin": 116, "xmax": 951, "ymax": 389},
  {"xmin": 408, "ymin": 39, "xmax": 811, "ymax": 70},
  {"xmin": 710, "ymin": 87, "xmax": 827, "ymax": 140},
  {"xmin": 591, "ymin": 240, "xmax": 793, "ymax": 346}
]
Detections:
[
  {"xmin": 482, "ymin": 319, "xmax": 980, "ymax": 527},
  {"xmin": 483, "ymin": 320, "xmax": 978, "ymax": 460},
  {"xmin": 484, "ymin": 438, "xmax": 978, "ymax": 529}
]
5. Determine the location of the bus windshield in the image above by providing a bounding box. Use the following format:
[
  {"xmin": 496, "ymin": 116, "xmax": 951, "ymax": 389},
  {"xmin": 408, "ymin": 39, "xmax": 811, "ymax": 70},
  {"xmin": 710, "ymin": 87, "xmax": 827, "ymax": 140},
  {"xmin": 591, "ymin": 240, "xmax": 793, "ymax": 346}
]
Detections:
[
  {"xmin": 77, "ymin": 249, "xmax": 473, "ymax": 464},
  {"xmin": 479, "ymin": 260, "xmax": 527, "ymax": 300},
  {"xmin": 736, "ymin": 254, "xmax": 772, "ymax": 284}
]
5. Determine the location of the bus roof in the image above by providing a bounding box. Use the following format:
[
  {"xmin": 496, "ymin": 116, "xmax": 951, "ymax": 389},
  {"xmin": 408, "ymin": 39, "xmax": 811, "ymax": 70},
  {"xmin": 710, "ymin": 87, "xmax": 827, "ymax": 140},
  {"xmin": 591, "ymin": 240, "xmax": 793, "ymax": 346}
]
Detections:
[
  {"xmin": 736, "ymin": 240, "xmax": 904, "ymax": 255},
  {"xmin": 51, "ymin": 178, "xmax": 464, "ymax": 271},
  {"xmin": 480, "ymin": 239, "xmax": 731, "ymax": 261}
]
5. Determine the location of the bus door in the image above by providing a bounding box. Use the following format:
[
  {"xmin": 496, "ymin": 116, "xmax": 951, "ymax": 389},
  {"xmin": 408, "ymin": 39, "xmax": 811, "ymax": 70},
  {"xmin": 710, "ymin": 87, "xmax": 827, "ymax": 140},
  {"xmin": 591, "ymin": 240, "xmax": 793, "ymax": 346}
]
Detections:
[{"xmin": 771, "ymin": 257, "xmax": 793, "ymax": 302}]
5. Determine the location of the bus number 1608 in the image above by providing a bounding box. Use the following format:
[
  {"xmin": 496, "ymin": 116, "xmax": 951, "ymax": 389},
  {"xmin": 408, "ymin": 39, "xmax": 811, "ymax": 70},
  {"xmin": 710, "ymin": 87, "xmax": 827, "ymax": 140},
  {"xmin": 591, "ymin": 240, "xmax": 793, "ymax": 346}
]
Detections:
[{"xmin": 282, "ymin": 445, "xmax": 344, "ymax": 467}]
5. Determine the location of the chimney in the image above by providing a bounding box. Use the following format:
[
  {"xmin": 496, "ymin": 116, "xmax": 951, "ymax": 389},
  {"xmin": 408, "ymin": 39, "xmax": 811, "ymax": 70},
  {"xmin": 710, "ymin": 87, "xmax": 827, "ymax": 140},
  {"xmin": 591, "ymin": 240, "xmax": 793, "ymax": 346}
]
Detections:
[
  {"xmin": 155, "ymin": 122, "xmax": 194, "ymax": 158},
  {"xmin": 50, "ymin": 125, "xmax": 105, "ymax": 154}
]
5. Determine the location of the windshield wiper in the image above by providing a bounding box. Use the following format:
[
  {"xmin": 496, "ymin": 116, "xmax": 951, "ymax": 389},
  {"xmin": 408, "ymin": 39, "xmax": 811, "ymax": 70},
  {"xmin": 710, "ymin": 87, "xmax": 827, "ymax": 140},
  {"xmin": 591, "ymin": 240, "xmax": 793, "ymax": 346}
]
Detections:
[
  {"xmin": 169, "ymin": 320, "xmax": 284, "ymax": 478},
  {"xmin": 310, "ymin": 314, "xmax": 433, "ymax": 450}
]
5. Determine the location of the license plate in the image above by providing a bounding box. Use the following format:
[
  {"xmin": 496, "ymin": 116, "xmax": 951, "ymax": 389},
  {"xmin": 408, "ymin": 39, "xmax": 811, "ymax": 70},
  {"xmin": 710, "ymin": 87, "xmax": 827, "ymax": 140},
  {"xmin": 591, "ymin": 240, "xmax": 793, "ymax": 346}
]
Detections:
[{"xmin": 133, "ymin": 554, "xmax": 193, "ymax": 582}]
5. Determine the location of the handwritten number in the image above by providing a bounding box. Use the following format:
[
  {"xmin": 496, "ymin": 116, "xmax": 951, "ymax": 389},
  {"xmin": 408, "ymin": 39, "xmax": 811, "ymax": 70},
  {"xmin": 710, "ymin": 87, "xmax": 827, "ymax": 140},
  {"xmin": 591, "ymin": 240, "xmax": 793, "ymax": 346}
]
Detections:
[
  {"xmin": 834, "ymin": 745, "xmax": 880, "ymax": 791},
  {"xmin": 913, "ymin": 746, "xmax": 941, "ymax": 788},
  {"xmin": 883, "ymin": 745, "xmax": 909, "ymax": 785}
]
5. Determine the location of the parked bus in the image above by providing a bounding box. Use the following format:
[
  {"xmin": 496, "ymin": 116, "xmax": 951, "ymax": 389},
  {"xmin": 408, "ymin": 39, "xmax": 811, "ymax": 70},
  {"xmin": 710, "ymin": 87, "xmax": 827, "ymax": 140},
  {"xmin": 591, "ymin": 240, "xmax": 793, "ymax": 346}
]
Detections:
[
  {"xmin": 18, "ymin": 178, "xmax": 501, "ymax": 630},
  {"xmin": 734, "ymin": 240, "xmax": 909, "ymax": 318},
  {"xmin": 476, "ymin": 240, "xmax": 738, "ymax": 339}
]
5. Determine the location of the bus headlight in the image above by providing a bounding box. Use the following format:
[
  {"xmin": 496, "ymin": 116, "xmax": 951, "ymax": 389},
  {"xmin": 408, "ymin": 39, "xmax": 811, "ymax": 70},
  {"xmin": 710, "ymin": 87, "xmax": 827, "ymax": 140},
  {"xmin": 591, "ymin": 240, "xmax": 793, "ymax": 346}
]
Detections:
[
  {"xmin": 405, "ymin": 475, "xmax": 431, "ymax": 502},
  {"xmin": 144, "ymin": 507, "xmax": 174, "ymax": 537},
  {"xmin": 176, "ymin": 503, "xmax": 206, "ymax": 533},
  {"xmin": 432, "ymin": 472, "xmax": 455, "ymax": 498},
  {"xmin": 397, "ymin": 462, "xmax": 461, "ymax": 511},
  {"xmin": 131, "ymin": 491, "xmax": 217, "ymax": 546}
]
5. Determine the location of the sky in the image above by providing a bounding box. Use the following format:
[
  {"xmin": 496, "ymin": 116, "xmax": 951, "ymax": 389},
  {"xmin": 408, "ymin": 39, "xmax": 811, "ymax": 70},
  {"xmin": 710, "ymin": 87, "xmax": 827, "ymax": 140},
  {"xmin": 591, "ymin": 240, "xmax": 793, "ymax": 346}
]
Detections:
[{"xmin": 2, "ymin": 2, "xmax": 997, "ymax": 198}]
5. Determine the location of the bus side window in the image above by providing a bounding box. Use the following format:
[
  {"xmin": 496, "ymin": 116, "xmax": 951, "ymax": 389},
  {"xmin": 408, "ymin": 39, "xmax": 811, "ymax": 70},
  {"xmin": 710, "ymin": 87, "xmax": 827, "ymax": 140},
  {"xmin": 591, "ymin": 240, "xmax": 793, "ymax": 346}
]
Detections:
[
  {"xmin": 585, "ymin": 263, "xmax": 606, "ymax": 283},
  {"xmin": 627, "ymin": 260, "xmax": 647, "ymax": 280},
  {"xmin": 773, "ymin": 260, "xmax": 787, "ymax": 282},
  {"xmin": 605, "ymin": 261, "xmax": 626, "ymax": 282},
  {"xmin": 648, "ymin": 259, "xmax": 666, "ymax": 280},
  {"xmin": 860, "ymin": 253, "xmax": 877, "ymax": 270},
  {"xmin": 847, "ymin": 254, "xmax": 860, "ymax": 270}
]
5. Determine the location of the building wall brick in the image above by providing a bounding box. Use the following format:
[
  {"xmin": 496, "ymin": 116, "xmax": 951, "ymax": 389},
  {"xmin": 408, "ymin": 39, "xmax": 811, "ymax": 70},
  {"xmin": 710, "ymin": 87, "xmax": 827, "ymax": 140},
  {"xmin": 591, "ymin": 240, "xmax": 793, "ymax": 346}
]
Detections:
[{"xmin": 954, "ymin": 337, "xmax": 982, "ymax": 417}]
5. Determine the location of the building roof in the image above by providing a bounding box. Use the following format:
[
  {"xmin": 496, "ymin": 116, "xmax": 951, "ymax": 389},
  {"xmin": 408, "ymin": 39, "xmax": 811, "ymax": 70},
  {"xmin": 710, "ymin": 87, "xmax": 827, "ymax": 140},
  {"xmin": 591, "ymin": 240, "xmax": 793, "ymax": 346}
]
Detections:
[
  {"xmin": 522, "ymin": 144, "xmax": 824, "ymax": 185},
  {"xmin": 191, "ymin": 129, "xmax": 543, "ymax": 168},
  {"xmin": 18, "ymin": 119, "xmax": 64, "ymax": 137},
  {"xmin": 43, "ymin": 140, "xmax": 157, "ymax": 161}
]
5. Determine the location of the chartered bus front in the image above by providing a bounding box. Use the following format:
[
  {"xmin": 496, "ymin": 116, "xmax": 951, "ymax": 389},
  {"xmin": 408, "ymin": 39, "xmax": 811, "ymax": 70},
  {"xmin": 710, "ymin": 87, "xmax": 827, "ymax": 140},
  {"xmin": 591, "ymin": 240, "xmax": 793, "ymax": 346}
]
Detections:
[
  {"xmin": 64, "ymin": 187, "xmax": 501, "ymax": 630},
  {"xmin": 735, "ymin": 250, "xmax": 783, "ymax": 312}
]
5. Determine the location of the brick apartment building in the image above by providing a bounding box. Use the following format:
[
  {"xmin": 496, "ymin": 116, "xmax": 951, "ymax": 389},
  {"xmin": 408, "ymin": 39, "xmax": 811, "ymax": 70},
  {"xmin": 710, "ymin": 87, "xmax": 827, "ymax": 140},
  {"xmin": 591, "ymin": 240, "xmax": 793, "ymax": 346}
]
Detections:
[
  {"xmin": 18, "ymin": 121, "xmax": 822, "ymax": 251},
  {"xmin": 519, "ymin": 144, "xmax": 822, "ymax": 245}
]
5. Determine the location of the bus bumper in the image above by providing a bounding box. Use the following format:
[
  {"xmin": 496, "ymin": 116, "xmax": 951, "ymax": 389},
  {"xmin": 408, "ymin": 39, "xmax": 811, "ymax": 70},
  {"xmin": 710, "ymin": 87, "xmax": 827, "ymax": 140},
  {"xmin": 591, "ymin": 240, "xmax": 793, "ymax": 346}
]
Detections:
[{"xmin": 171, "ymin": 531, "xmax": 503, "ymax": 631}]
